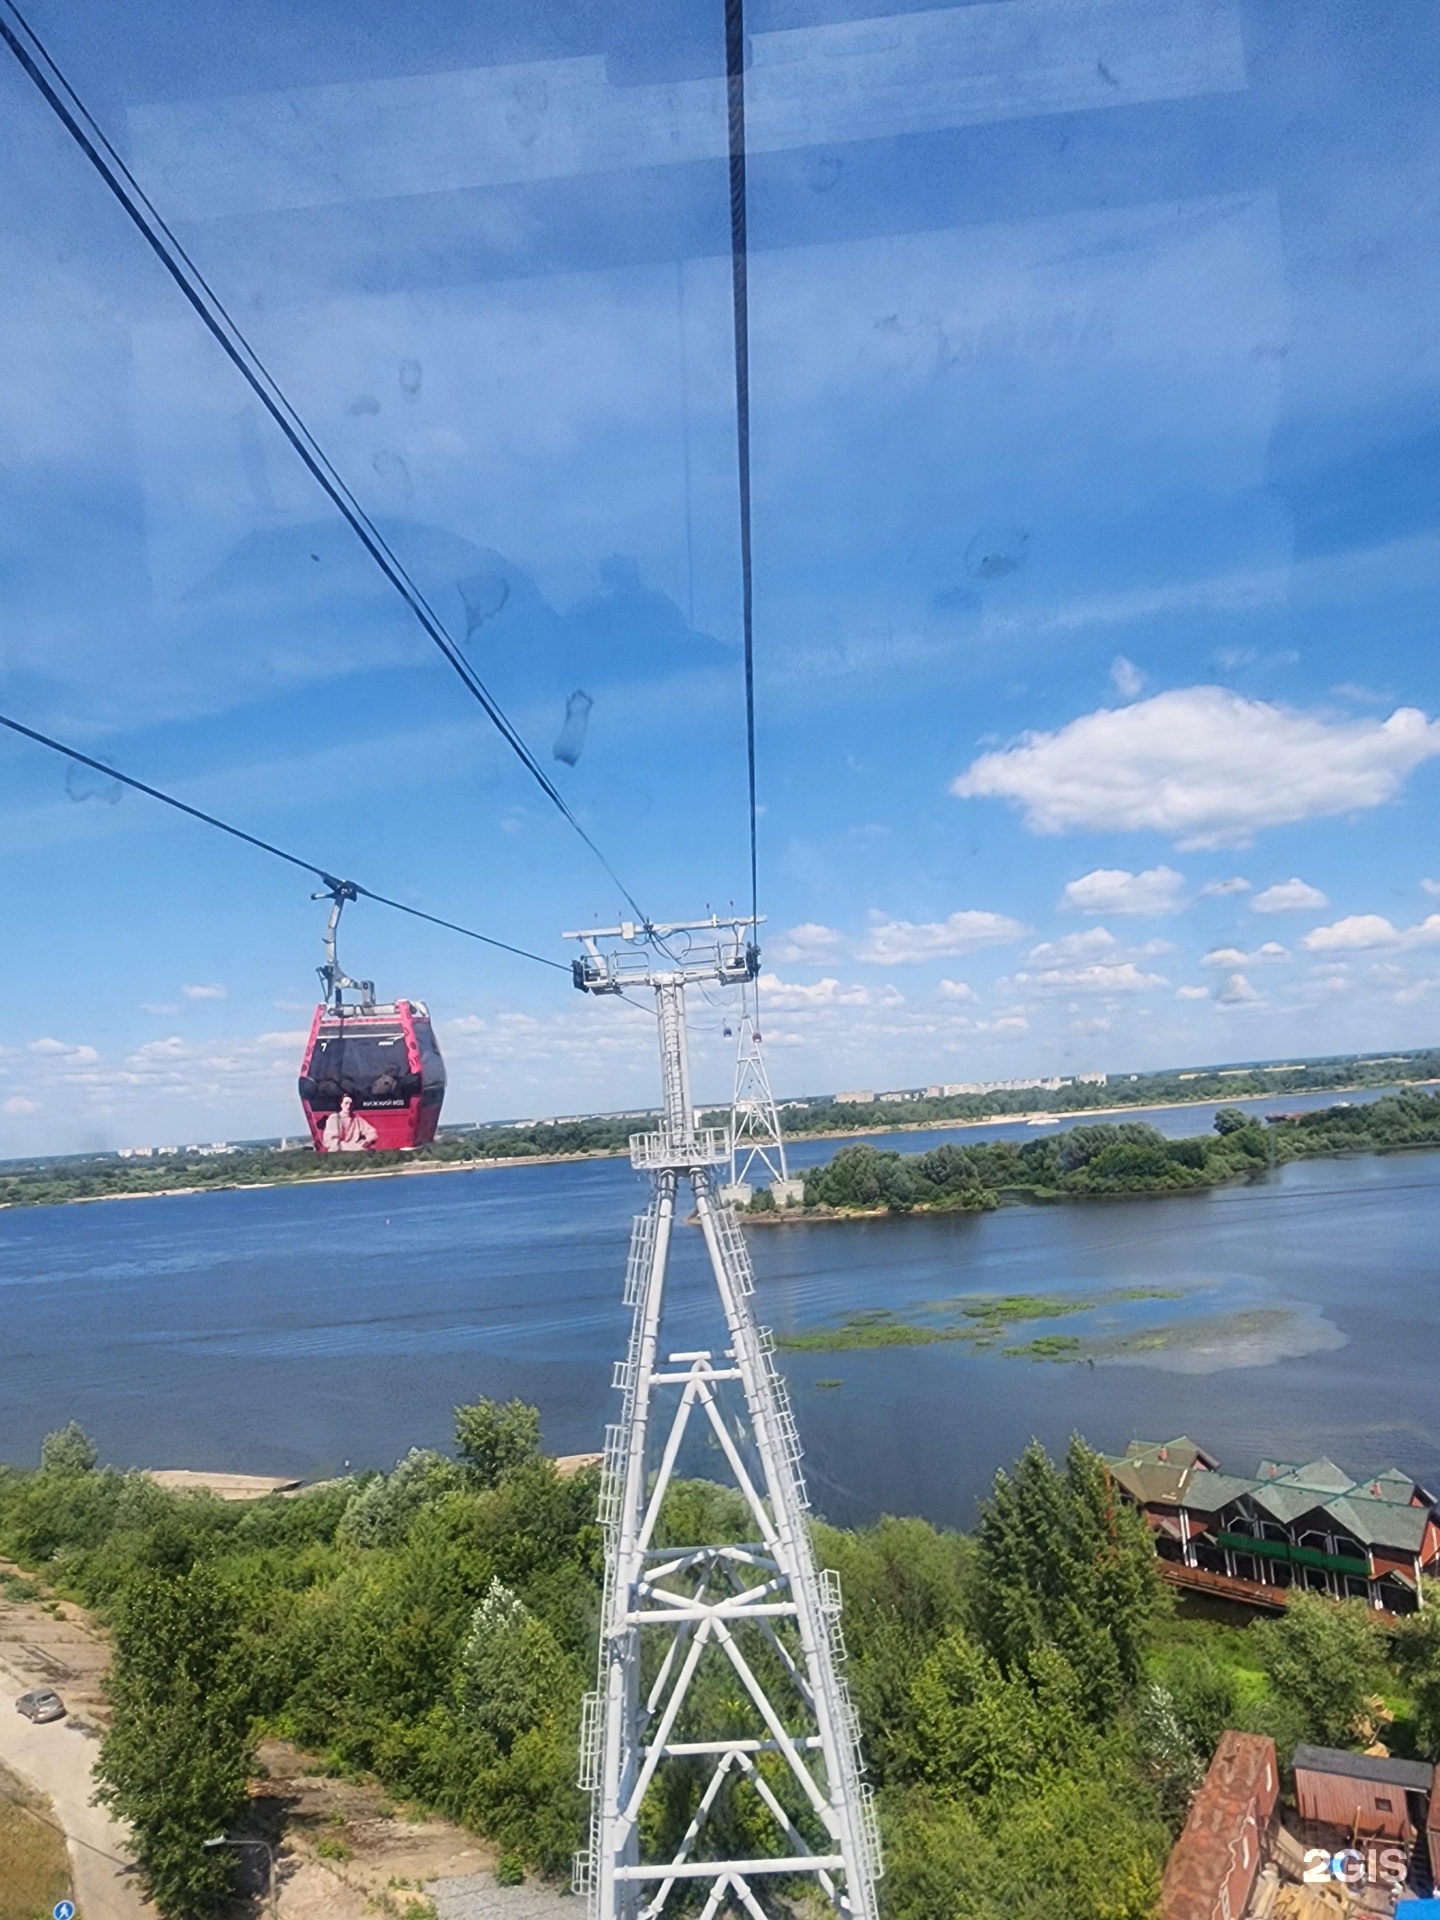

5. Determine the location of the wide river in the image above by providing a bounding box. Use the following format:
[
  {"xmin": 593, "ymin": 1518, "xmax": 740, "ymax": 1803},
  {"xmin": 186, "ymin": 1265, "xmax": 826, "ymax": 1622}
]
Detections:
[{"xmin": 3, "ymin": 1088, "xmax": 1438, "ymax": 1528}]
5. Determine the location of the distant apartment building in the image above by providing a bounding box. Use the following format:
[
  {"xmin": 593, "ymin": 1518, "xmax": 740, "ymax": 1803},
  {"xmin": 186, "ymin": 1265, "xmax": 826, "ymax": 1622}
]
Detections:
[{"xmin": 836, "ymin": 1071, "xmax": 1107, "ymax": 1104}]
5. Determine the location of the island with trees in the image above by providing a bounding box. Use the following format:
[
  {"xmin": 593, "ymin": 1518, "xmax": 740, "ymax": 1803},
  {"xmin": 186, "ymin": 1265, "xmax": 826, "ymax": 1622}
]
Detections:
[{"xmin": 761, "ymin": 1087, "xmax": 1440, "ymax": 1219}]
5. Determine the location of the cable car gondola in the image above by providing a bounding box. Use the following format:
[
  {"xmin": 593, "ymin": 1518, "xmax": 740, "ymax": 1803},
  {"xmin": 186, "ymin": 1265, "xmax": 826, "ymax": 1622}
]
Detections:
[{"xmin": 297, "ymin": 884, "xmax": 446, "ymax": 1152}]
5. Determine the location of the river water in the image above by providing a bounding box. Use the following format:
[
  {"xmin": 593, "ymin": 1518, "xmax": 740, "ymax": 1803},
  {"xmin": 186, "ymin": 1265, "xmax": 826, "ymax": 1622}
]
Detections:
[{"xmin": 3, "ymin": 1087, "xmax": 1437, "ymax": 1528}]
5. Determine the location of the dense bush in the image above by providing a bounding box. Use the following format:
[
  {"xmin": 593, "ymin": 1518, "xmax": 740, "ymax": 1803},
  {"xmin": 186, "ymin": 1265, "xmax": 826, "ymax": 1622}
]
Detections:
[{"xmin": 0, "ymin": 1419, "xmax": 1206, "ymax": 1920}]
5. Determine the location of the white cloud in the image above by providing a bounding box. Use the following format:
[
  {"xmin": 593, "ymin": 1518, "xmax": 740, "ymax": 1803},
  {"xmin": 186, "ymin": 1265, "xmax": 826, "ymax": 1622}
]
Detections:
[
  {"xmin": 952, "ymin": 688, "xmax": 1440, "ymax": 848},
  {"xmin": 758, "ymin": 972, "xmax": 872, "ymax": 1009},
  {"xmin": 1011, "ymin": 961, "xmax": 1169, "ymax": 995},
  {"xmin": 182, "ymin": 983, "xmax": 228, "ymax": 1000},
  {"xmin": 3, "ymin": 1096, "xmax": 39, "ymax": 1114},
  {"xmin": 1216, "ymin": 972, "xmax": 1260, "ymax": 1004},
  {"xmin": 1203, "ymin": 942, "xmax": 1288, "ymax": 968},
  {"xmin": 1025, "ymin": 927, "xmax": 1119, "ymax": 965},
  {"xmin": 1422, "ymin": 879, "xmax": 1440, "ymax": 898},
  {"xmin": 1300, "ymin": 913, "xmax": 1440, "ymax": 954},
  {"xmin": 28, "ymin": 1037, "xmax": 75, "ymax": 1055},
  {"xmin": 140, "ymin": 1002, "xmax": 181, "ymax": 1016},
  {"xmin": 769, "ymin": 922, "xmax": 844, "ymax": 964},
  {"xmin": 1110, "ymin": 655, "xmax": 1145, "ymax": 698},
  {"xmin": 1199, "ymin": 876, "xmax": 1251, "ymax": 897},
  {"xmin": 1060, "ymin": 867, "xmax": 1186, "ymax": 917},
  {"xmin": 1176, "ymin": 985, "xmax": 1210, "ymax": 1000},
  {"xmin": 1251, "ymin": 877, "xmax": 1328, "ymax": 913},
  {"xmin": 856, "ymin": 909, "xmax": 1025, "ymax": 964},
  {"xmin": 938, "ymin": 979, "xmax": 978, "ymax": 1002}
]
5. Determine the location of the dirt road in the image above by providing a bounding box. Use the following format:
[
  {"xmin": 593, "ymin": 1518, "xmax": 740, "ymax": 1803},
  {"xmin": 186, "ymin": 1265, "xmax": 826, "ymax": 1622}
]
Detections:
[{"xmin": 0, "ymin": 1671, "xmax": 148, "ymax": 1920}]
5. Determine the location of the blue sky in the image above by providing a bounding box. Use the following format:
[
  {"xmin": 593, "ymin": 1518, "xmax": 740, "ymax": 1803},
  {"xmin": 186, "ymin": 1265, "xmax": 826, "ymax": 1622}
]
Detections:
[{"xmin": 4, "ymin": 0, "xmax": 1440, "ymax": 1153}]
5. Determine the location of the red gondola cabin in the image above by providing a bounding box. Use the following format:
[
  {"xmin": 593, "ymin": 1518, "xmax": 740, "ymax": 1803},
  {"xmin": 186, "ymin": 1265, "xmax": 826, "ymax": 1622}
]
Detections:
[{"xmin": 298, "ymin": 998, "xmax": 446, "ymax": 1152}]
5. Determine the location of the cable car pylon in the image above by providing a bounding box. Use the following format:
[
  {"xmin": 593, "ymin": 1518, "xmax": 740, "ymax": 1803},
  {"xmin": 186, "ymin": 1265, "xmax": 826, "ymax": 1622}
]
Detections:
[
  {"xmin": 566, "ymin": 915, "xmax": 881, "ymax": 1920},
  {"xmin": 720, "ymin": 991, "xmax": 803, "ymax": 1209}
]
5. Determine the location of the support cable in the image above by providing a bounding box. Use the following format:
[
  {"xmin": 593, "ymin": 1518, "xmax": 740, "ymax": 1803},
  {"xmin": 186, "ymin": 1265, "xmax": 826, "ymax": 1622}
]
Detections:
[
  {"xmin": 0, "ymin": 709, "xmax": 568, "ymax": 975},
  {"xmin": 724, "ymin": 0, "xmax": 760, "ymax": 935},
  {"xmin": 0, "ymin": 0, "xmax": 648, "ymax": 925}
]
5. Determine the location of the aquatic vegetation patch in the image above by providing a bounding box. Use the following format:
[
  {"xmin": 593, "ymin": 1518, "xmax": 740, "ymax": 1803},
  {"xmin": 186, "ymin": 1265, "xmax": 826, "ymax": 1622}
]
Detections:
[{"xmin": 776, "ymin": 1286, "xmax": 1189, "ymax": 1353}]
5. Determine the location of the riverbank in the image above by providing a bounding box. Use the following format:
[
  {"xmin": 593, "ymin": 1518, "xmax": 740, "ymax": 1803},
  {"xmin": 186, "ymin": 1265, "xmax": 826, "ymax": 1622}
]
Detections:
[{"xmin": 5, "ymin": 1075, "xmax": 1436, "ymax": 1213}]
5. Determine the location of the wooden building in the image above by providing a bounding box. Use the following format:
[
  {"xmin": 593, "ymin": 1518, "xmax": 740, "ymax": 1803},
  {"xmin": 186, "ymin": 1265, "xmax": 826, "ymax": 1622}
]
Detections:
[
  {"xmin": 1292, "ymin": 1745, "xmax": 1432, "ymax": 1844},
  {"xmin": 1105, "ymin": 1438, "xmax": 1440, "ymax": 1612},
  {"xmin": 1161, "ymin": 1731, "xmax": 1278, "ymax": 1920}
]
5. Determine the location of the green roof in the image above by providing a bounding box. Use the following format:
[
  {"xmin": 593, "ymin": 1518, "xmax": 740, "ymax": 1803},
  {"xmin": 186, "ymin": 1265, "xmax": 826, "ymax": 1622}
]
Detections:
[
  {"xmin": 1177, "ymin": 1472, "xmax": 1262, "ymax": 1513},
  {"xmin": 1110, "ymin": 1441, "xmax": 1436, "ymax": 1557},
  {"xmin": 1326, "ymin": 1494, "xmax": 1430, "ymax": 1554}
]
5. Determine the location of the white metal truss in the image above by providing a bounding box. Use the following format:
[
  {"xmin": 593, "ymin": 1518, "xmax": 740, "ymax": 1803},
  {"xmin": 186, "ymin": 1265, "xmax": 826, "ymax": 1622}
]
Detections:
[
  {"xmin": 564, "ymin": 917, "xmax": 880, "ymax": 1920},
  {"xmin": 727, "ymin": 999, "xmax": 791, "ymax": 1192}
]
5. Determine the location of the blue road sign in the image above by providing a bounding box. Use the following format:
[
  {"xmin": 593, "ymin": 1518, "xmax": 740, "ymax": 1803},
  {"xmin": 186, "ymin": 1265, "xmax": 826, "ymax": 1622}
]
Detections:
[{"xmin": 54, "ymin": 1902, "xmax": 75, "ymax": 1920}]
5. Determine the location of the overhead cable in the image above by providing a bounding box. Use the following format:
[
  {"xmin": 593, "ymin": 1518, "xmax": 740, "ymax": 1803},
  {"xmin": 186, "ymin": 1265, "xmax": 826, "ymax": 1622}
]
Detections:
[
  {"xmin": 0, "ymin": 0, "xmax": 648, "ymax": 926},
  {"xmin": 724, "ymin": 0, "xmax": 761, "ymax": 936},
  {"xmin": 0, "ymin": 709, "xmax": 569, "ymax": 974}
]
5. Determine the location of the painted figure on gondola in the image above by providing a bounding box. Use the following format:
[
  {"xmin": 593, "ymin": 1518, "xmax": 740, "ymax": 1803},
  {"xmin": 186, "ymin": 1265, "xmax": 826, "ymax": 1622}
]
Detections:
[{"xmin": 321, "ymin": 1093, "xmax": 378, "ymax": 1153}]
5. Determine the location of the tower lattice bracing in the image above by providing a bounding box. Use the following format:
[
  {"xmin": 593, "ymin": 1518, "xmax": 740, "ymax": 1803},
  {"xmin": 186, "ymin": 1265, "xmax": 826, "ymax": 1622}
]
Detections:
[{"xmin": 566, "ymin": 918, "xmax": 881, "ymax": 1920}]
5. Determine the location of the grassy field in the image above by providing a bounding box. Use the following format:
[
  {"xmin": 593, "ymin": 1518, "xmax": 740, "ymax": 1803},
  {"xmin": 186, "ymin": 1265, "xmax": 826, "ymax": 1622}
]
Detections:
[{"xmin": 0, "ymin": 1763, "xmax": 71, "ymax": 1920}]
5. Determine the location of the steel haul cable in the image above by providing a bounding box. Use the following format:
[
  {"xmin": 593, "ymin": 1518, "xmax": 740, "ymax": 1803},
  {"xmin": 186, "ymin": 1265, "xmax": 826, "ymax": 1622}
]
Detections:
[
  {"xmin": 724, "ymin": 0, "xmax": 761, "ymax": 938},
  {"xmin": 0, "ymin": 0, "xmax": 649, "ymax": 926},
  {"xmin": 0, "ymin": 709, "xmax": 568, "ymax": 975}
]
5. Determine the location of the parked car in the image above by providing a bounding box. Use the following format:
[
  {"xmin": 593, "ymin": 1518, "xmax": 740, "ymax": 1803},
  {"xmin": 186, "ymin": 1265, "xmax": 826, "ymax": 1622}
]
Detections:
[{"xmin": 15, "ymin": 1688, "xmax": 66, "ymax": 1723}]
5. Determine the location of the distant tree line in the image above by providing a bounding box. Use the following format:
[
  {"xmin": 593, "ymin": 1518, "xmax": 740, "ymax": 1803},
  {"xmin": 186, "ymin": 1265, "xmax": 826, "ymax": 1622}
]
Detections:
[
  {"xmin": 797, "ymin": 1090, "xmax": 1440, "ymax": 1212},
  {"xmin": 747, "ymin": 1049, "xmax": 1440, "ymax": 1139}
]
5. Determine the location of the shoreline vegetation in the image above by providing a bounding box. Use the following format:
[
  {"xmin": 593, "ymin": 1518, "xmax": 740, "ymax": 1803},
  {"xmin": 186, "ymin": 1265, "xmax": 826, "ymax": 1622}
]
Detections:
[
  {"xmin": 0, "ymin": 1049, "xmax": 1438, "ymax": 1211},
  {"xmin": 10, "ymin": 1410, "xmax": 1440, "ymax": 1920},
  {"xmin": 755, "ymin": 1086, "xmax": 1440, "ymax": 1224}
]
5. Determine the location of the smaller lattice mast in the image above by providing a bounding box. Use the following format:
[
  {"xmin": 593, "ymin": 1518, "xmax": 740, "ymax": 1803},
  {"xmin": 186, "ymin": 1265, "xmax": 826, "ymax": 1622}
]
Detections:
[{"xmin": 725, "ymin": 992, "xmax": 800, "ymax": 1204}]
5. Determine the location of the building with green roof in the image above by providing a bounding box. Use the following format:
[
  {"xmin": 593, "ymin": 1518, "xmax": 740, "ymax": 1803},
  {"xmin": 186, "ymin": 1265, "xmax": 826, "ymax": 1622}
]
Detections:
[{"xmin": 1104, "ymin": 1438, "xmax": 1440, "ymax": 1612}]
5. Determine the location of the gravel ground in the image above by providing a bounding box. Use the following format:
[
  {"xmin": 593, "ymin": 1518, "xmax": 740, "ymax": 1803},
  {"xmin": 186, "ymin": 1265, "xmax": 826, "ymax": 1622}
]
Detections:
[{"xmin": 428, "ymin": 1872, "xmax": 574, "ymax": 1920}]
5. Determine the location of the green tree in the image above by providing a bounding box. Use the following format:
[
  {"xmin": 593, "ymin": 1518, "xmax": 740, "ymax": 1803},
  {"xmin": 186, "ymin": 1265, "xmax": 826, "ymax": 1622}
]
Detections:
[
  {"xmin": 95, "ymin": 1566, "xmax": 253, "ymax": 1920},
  {"xmin": 1251, "ymin": 1594, "xmax": 1383, "ymax": 1747},
  {"xmin": 40, "ymin": 1421, "xmax": 98, "ymax": 1475},
  {"xmin": 908, "ymin": 1630, "xmax": 1095, "ymax": 1795},
  {"xmin": 970, "ymin": 1438, "xmax": 1165, "ymax": 1724},
  {"xmin": 1160, "ymin": 1643, "xmax": 1239, "ymax": 1761},
  {"xmin": 454, "ymin": 1398, "xmax": 542, "ymax": 1489},
  {"xmin": 457, "ymin": 1578, "xmax": 571, "ymax": 1751},
  {"xmin": 338, "ymin": 1448, "xmax": 461, "ymax": 1548},
  {"xmin": 1213, "ymin": 1107, "xmax": 1251, "ymax": 1135},
  {"xmin": 1393, "ymin": 1608, "xmax": 1440, "ymax": 1758},
  {"xmin": 1133, "ymin": 1681, "xmax": 1204, "ymax": 1829}
]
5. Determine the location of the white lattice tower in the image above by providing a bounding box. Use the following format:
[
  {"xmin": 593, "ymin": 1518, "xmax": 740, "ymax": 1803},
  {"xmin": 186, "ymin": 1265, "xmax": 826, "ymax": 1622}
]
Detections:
[
  {"xmin": 728, "ymin": 994, "xmax": 790, "ymax": 1191},
  {"xmin": 564, "ymin": 918, "xmax": 880, "ymax": 1920}
]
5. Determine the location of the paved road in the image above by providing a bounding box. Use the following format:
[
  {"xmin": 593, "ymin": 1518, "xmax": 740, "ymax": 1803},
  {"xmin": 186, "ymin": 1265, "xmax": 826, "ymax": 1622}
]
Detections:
[{"xmin": 0, "ymin": 1671, "xmax": 149, "ymax": 1920}]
